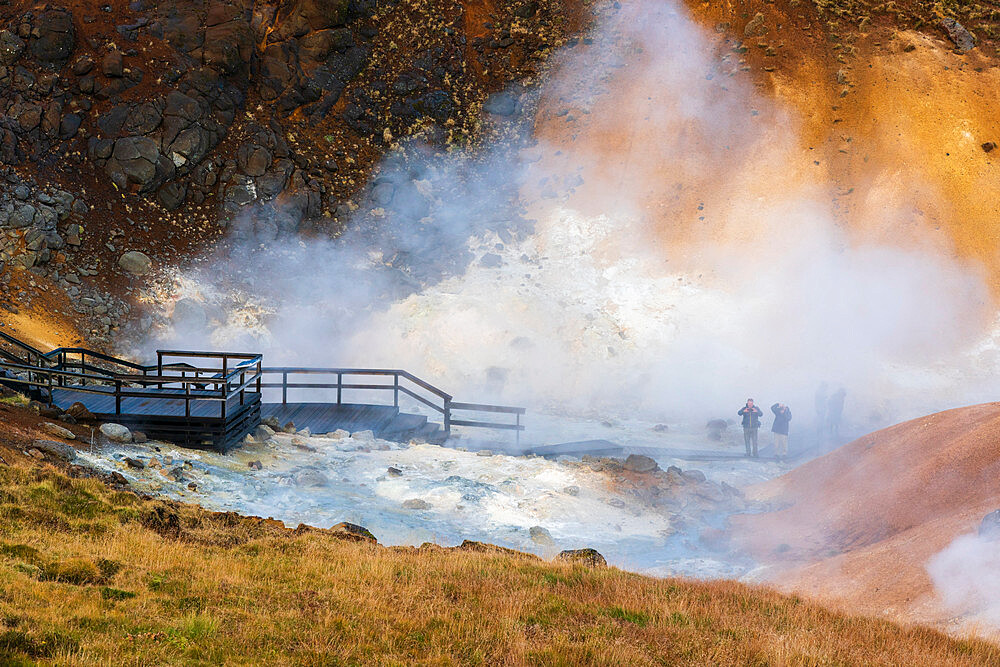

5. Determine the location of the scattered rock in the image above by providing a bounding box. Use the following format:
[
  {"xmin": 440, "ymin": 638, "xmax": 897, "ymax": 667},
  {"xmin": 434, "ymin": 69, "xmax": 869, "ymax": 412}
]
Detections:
[
  {"xmin": 330, "ymin": 522, "xmax": 377, "ymax": 543},
  {"xmin": 66, "ymin": 402, "xmax": 95, "ymax": 421},
  {"xmin": 652, "ymin": 424, "xmax": 669, "ymax": 432},
  {"xmin": 100, "ymin": 423, "xmax": 132, "ymax": 443},
  {"xmin": 31, "ymin": 438, "xmax": 76, "ymax": 461},
  {"xmin": 248, "ymin": 460, "xmax": 263, "ymax": 470},
  {"xmin": 476, "ymin": 449, "xmax": 494, "ymax": 457},
  {"xmin": 941, "ymin": 18, "xmax": 976, "ymax": 52},
  {"xmin": 123, "ymin": 456, "xmax": 145, "ymax": 469},
  {"xmin": 294, "ymin": 469, "xmax": 329, "ymax": 487},
  {"xmin": 557, "ymin": 548, "xmax": 607, "ymax": 567},
  {"xmin": 562, "ymin": 485, "xmax": 580, "ymax": 496},
  {"xmin": 262, "ymin": 416, "xmax": 281, "ymax": 430},
  {"xmin": 983, "ymin": 142, "xmax": 996, "ymax": 153},
  {"xmin": 118, "ymin": 251, "xmax": 152, "ymax": 276},
  {"xmin": 387, "ymin": 466, "xmax": 402, "ymax": 477},
  {"xmin": 529, "ymin": 525, "xmax": 554, "ymax": 546},
  {"xmin": 402, "ymin": 498, "xmax": 431, "ymax": 510},
  {"xmin": 132, "ymin": 431, "xmax": 148, "ymax": 444},
  {"xmin": 681, "ymin": 469, "xmax": 707, "ymax": 484},
  {"xmin": 110, "ymin": 471, "xmax": 129, "ymax": 485},
  {"xmin": 41, "ymin": 422, "xmax": 75, "ymax": 440},
  {"xmin": 27, "ymin": 448, "xmax": 45, "ymax": 460},
  {"xmin": 623, "ymin": 454, "xmax": 658, "ymax": 474},
  {"xmin": 352, "ymin": 430, "xmax": 375, "ymax": 442},
  {"xmin": 253, "ymin": 424, "xmax": 276, "ymax": 441}
]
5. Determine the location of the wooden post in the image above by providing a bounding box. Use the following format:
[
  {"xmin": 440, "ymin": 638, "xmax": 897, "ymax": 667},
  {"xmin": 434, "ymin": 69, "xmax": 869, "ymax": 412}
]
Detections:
[
  {"xmin": 516, "ymin": 413, "xmax": 521, "ymax": 448},
  {"xmin": 240, "ymin": 370, "xmax": 245, "ymax": 405},
  {"xmin": 256, "ymin": 360, "xmax": 262, "ymax": 394},
  {"xmin": 115, "ymin": 379, "xmax": 121, "ymax": 415},
  {"xmin": 282, "ymin": 371, "xmax": 287, "ymax": 404},
  {"xmin": 444, "ymin": 398, "xmax": 451, "ymax": 434},
  {"xmin": 394, "ymin": 374, "xmax": 399, "ymax": 408},
  {"xmin": 47, "ymin": 371, "xmax": 54, "ymax": 406},
  {"xmin": 157, "ymin": 351, "xmax": 163, "ymax": 389},
  {"xmin": 337, "ymin": 372, "xmax": 343, "ymax": 405},
  {"xmin": 185, "ymin": 380, "xmax": 191, "ymax": 418}
]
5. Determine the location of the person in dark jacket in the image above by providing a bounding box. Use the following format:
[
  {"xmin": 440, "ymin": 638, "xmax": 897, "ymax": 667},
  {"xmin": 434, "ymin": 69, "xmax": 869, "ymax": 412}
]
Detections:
[
  {"xmin": 738, "ymin": 398, "xmax": 763, "ymax": 457},
  {"xmin": 771, "ymin": 402, "xmax": 791, "ymax": 460}
]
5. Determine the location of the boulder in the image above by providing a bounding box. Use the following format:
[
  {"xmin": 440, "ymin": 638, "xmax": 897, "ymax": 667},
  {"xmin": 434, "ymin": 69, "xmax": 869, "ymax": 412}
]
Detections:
[
  {"xmin": 529, "ymin": 526, "xmax": 554, "ymax": 546},
  {"xmin": 557, "ymin": 548, "xmax": 607, "ymax": 568},
  {"xmin": 100, "ymin": 422, "xmax": 132, "ymax": 443},
  {"xmin": 30, "ymin": 438, "xmax": 76, "ymax": 461},
  {"xmin": 157, "ymin": 182, "xmax": 187, "ymax": 210},
  {"xmin": 123, "ymin": 456, "xmax": 144, "ymax": 469},
  {"xmin": 402, "ymin": 498, "xmax": 431, "ymax": 510},
  {"xmin": 40, "ymin": 422, "xmax": 75, "ymax": 440},
  {"xmin": 484, "ymin": 92, "xmax": 517, "ymax": 116},
  {"xmin": 253, "ymin": 424, "xmax": 276, "ymax": 441},
  {"xmin": 102, "ymin": 51, "xmax": 124, "ymax": 77},
  {"xmin": 0, "ymin": 30, "xmax": 25, "ymax": 66},
  {"xmin": 329, "ymin": 522, "xmax": 377, "ymax": 543},
  {"xmin": 31, "ymin": 9, "xmax": 75, "ymax": 65},
  {"xmin": 66, "ymin": 402, "xmax": 95, "ymax": 421},
  {"xmin": 111, "ymin": 136, "xmax": 164, "ymax": 188},
  {"xmin": 941, "ymin": 18, "xmax": 976, "ymax": 52},
  {"xmin": 623, "ymin": 454, "xmax": 659, "ymax": 474},
  {"xmin": 119, "ymin": 251, "xmax": 152, "ymax": 275},
  {"xmin": 294, "ymin": 469, "xmax": 329, "ymax": 487}
]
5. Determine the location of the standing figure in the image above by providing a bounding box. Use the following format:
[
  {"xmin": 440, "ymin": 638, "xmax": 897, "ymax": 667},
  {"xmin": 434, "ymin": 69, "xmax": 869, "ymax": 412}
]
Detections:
[
  {"xmin": 771, "ymin": 402, "xmax": 792, "ymax": 461},
  {"xmin": 738, "ymin": 398, "xmax": 763, "ymax": 458},
  {"xmin": 827, "ymin": 388, "xmax": 846, "ymax": 438}
]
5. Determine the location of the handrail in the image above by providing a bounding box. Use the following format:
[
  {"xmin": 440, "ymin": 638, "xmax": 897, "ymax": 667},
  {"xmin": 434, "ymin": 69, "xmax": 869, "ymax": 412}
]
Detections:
[
  {"xmin": 0, "ymin": 329, "xmax": 523, "ymax": 440},
  {"xmin": 259, "ymin": 366, "xmax": 524, "ymax": 439}
]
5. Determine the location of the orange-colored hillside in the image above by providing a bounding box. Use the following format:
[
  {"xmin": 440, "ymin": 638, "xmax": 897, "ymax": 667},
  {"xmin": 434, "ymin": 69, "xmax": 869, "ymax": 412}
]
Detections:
[{"xmin": 732, "ymin": 402, "xmax": 1000, "ymax": 636}]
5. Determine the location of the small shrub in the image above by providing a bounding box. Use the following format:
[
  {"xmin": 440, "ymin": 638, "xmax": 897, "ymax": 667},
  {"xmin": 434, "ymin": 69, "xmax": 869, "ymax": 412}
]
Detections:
[
  {"xmin": 100, "ymin": 587, "xmax": 137, "ymax": 601},
  {"xmin": 96, "ymin": 558, "xmax": 122, "ymax": 580},
  {"xmin": 0, "ymin": 629, "xmax": 78, "ymax": 658},
  {"xmin": 0, "ymin": 544, "xmax": 42, "ymax": 564},
  {"xmin": 40, "ymin": 558, "xmax": 102, "ymax": 585},
  {"xmin": 605, "ymin": 606, "xmax": 651, "ymax": 627}
]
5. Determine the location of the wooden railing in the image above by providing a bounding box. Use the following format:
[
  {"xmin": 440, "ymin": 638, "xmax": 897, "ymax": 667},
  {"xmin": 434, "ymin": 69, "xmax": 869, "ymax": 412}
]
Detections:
[{"xmin": 259, "ymin": 367, "xmax": 525, "ymax": 439}]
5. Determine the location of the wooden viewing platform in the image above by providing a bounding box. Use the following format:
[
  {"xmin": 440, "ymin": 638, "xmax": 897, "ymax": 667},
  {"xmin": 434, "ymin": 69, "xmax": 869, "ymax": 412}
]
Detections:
[{"xmin": 0, "ymin": 330, "xmax": 525, "ymax": 451}]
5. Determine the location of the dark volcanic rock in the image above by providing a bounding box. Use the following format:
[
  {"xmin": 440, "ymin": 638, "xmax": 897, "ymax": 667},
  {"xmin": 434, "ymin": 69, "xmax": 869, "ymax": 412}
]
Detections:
[
  {"xmin": 557, "ymin": 548, "xmax": 607, "ymax": 567},
  {"xmin": 31, "ymin": 9, "xmax": 75, "ymax": 65}
]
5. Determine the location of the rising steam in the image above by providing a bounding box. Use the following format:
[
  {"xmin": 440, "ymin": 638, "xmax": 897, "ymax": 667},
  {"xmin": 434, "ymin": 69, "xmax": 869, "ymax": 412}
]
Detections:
[{"xmin": 145, "ymin": 0, "xmax": 998, "ymax": 434}]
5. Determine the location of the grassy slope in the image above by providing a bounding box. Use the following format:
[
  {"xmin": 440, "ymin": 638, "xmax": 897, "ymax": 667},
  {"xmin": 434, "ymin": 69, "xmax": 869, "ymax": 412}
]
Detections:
[{"xmin": 0, "ymin": 449, "xmax": 997, "ymax": 664}]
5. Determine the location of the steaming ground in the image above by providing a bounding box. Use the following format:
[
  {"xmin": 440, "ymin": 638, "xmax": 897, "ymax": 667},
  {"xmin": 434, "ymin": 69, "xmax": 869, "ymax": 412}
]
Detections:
[{"xmin": 76, "ymin": 430, "xmax": 779, "ymax": 579}]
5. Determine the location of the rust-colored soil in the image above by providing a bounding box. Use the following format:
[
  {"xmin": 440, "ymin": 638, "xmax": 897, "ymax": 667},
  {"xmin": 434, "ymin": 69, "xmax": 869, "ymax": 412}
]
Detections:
[{"xmin": 732, "ymin": 402, "xmax": 1000, "ymax": 636}]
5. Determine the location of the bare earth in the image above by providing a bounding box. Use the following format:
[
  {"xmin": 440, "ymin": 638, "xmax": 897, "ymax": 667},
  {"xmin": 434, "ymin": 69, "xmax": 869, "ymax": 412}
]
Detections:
[{"xmin": 732, "ymin": 402, "xmax": 1000, "ymax": 638}]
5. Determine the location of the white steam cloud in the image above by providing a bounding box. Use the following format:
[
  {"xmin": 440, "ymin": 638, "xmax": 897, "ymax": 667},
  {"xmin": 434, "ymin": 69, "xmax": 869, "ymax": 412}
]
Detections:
[{"xmin": 145, "ymin": 0, "xmax": 998, "ymax": 437}]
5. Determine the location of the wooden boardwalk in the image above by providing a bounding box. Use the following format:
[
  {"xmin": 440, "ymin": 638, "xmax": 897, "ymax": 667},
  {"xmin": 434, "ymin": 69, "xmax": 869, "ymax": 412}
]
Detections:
[{"xmin": 0, "ymin": 331, "xmax": 523, "ymax": 452}]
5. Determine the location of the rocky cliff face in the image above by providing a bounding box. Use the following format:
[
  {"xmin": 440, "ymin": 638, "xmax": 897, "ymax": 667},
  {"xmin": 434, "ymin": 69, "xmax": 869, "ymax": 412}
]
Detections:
[{"xmin": 0, "ymin": 0, "xmax": 577, "ymax": 345}]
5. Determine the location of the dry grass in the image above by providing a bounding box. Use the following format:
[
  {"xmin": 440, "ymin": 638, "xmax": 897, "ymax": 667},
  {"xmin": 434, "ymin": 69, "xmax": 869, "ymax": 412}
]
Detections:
[{"xmin": 0, "ymin": 461, "xmax": 997, "ymax": 665}]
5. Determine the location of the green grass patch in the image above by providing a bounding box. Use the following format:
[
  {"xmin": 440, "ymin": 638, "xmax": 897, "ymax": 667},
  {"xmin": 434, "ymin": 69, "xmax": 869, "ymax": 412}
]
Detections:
[
  {"xmin": 100, "ymin": 587, "xmax": 137, "ymax": 601},
  {"xmin": 605, "ymin": 606, "xmax": 651, "ymax": 627}
]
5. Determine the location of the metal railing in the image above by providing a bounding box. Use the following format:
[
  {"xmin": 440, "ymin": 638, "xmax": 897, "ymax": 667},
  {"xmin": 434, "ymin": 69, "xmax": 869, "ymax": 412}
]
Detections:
[
  {"xmin": 259, "ymin": 367, "xmax": 525, "ymax": 440},
  {"xmin": 0, "ymin": 330, "xmax": 525, "ymax": 440},
  {"xmin": 0, "ymin": 348, "xmax": 263, "ymax": 420}
]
